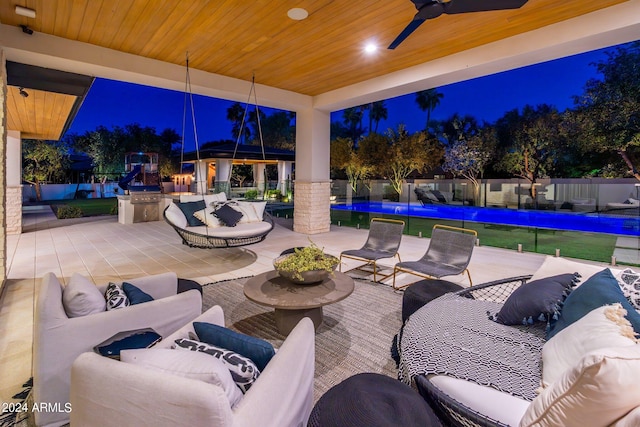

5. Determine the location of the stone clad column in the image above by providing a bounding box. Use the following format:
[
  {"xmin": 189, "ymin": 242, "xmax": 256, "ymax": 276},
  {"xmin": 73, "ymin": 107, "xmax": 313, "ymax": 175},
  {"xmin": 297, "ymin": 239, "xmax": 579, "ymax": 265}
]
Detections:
[
  {"xmin": 294, "ymin": 108, "xmax": 330, "ymax": 234},
  {"xmin": 6, "ymin": 130, "xmax": 22, "ymax": 234}
]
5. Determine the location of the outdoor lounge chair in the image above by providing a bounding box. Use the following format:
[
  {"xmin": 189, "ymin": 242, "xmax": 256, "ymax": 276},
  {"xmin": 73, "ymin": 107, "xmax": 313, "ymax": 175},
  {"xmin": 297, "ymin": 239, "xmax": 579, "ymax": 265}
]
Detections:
[
  {"xmin": 339, "ymin": 218, "xmax": 405, "ymax": 282},
  {"xmin": 392, "ymin": 224, "xmax": 477, "ymax": 289}
]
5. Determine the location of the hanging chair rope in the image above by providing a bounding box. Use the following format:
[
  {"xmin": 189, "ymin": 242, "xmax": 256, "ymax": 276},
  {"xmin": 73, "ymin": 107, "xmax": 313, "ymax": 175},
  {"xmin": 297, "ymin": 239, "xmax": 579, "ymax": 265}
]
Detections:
[
  {"xmin": 228, "ymin": 73, "xmax": 268, "ymax": 185},
  {"xmin": 183, "ymin": 54, "xmax": 208, "ymax": 197},
  {"xmin": 165, "ymin": 55, "xmax": 274, "ymax": 249}
]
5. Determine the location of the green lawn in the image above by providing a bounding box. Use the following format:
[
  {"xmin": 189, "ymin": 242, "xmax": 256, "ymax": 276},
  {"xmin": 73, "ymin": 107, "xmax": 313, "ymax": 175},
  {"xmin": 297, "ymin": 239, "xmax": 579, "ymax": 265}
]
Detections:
[
  {"xmin": 48, "ymin": 198, "xmax": 118, "ymax": 217},
  {"xmin": 330, "ymin": 210, "xmax": 620, "ymax": 265}
]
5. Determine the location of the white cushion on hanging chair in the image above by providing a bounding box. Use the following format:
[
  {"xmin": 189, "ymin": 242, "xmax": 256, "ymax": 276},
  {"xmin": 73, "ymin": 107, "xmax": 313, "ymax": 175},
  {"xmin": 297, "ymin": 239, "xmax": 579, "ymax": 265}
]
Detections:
[
  {"xmin": 231, "ymin": 201, "xmax": 261, "ymax": 223},
  {"xmin": 193, "ymin": 207, "xmax": 223, "ymax": 228},
  {"xmin": 180, "ymin": 193, "xmax": 227, "ymax": 205},
  {"xmin": 187, "ymin": 221, "xmax": 273, "ymax": 238},
  {"xmin": 165, "ymin": 202, "xmax": 188, "ymax": 229},
  {"xmin": 242, "ymin": 201, "xmax": 267, "ymax": 222}
]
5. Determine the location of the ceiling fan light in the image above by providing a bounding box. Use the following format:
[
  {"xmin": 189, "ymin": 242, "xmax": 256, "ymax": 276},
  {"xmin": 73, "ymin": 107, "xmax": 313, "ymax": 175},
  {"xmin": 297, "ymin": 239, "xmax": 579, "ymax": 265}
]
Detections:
[
  {"xmin": 15, "ymin": 5, "xmax": 36, "ymax": 19},
  {"xmin": 287, "ymin": 8, "xmax": 308, "ymax": 21}
]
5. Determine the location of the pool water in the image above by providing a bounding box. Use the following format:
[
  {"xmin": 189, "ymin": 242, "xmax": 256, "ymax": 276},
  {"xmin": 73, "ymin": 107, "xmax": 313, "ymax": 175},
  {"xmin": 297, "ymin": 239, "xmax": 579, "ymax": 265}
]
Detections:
[{"xmin": 331, "ymin": 202, "xmax": 640, "ymax": 237}]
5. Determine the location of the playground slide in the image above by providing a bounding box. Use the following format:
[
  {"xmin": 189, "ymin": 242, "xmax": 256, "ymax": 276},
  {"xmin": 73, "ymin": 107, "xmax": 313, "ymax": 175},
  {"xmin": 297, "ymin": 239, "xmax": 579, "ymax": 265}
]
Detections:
[{"xmin": 118, "ymin": 164, "xmax": 142, "ymax": 191}]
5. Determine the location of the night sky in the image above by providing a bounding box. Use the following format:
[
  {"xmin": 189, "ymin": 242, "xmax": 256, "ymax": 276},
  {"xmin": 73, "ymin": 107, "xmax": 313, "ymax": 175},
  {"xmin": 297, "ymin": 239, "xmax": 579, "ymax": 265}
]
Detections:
[{"xmin": 66, "ymin": 44, "xmax": 617, "ymax": 150}]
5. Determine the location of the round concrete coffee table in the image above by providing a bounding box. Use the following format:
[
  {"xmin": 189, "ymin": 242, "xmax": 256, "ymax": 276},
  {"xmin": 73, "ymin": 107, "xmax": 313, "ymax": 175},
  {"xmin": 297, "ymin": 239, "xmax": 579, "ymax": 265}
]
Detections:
[{"xmin": 244, "ymin": 270, "xmax": 355, "ymax": 335}]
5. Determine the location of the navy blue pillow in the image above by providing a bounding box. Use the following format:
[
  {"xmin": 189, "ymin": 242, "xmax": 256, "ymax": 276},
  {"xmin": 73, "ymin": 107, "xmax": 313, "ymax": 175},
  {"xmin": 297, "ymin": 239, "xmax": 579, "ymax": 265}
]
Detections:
[
  {"xmin": 122, "ymin": 282, "xmax": 154, "ymax": 305},
  {"xmin": 495, "ymin": 273, "xmax": 578, "ymax": 325},
  {"xmin": 546, "ymin": 268, "xmax": 640, "ymax": 339},
  {"xmin": 193, "ymin": 322, "xmax": 275, "ymax": 371},
  {"xmin": 214, "ymin": 204, "xmax": 243, "ymax": 227},
  {"xmin": 176, "ymin": 201, "xmax": 206, "ymax": 226}
]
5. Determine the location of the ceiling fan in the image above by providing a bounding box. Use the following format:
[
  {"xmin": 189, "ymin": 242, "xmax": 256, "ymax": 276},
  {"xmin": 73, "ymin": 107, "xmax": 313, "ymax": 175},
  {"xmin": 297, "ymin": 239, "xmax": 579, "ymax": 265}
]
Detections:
[{"xmin": 388, "ymin": 0, "xmax": 529, "ymax": 49}]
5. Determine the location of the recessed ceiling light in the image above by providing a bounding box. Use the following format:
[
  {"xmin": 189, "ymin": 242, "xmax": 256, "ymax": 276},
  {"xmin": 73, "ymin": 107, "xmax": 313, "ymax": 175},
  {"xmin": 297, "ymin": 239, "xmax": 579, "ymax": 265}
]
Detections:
[
  {"xmin": 287, "ymin": 8, "xmax": 308, "ymax": 21},
  {"xmin": 364, "ymin": 43, "xmax": 378, "ymax": 54}
]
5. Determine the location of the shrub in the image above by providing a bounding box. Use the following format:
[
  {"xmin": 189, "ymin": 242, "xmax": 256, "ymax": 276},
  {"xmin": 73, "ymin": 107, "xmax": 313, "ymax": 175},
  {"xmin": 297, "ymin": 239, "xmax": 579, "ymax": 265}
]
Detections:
[
  {"xmin": 244, "ymin": 189, "xmax": 258, "ymax": 200},
  {"xmin": 56, "ymin": 205, "xmax": 83, "ymax": 219},
  {"xmin": 266, "ymin": 189, "xmax": 282, "ymax": 200}
]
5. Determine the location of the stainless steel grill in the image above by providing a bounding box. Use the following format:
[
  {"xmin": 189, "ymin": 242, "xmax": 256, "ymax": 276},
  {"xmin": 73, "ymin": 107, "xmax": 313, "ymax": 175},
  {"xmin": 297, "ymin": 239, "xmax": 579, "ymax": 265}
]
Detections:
[{"xmin": 129, "ymin": 186, "xmax": 162, "ymax": 222}]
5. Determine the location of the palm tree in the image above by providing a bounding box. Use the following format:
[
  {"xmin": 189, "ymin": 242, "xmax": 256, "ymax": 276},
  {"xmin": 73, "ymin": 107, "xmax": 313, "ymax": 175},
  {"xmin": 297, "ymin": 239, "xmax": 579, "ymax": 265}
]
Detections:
[
  {"xmin": 369, "ymin": 101, "xmax": 388, "ymax": 133},
  {"xmin": 226, "ymin": 102, "xmax": 251, "ymax": 143},
  {"xmin": 415, "ymin": 89, "xmax": 444, "ymax": 131},
  {"xmin": 342, "ymin": 107, "xmax": 364, "ymax": 141}
]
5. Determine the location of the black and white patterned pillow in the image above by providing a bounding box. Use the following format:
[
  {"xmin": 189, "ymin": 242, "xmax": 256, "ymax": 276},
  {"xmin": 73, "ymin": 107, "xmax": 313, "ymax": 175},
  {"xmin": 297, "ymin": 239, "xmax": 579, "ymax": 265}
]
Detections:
[
  {"xmin": 105, "ymin": 282, "xmax": 130, "ymax": 311},
  {"xmin": 617, "ymin": 268, "xmax": 640, "ymax": 311},
  {"xmin": 173, "ymin": 338, "xmax": 260, "ymax": 393}
]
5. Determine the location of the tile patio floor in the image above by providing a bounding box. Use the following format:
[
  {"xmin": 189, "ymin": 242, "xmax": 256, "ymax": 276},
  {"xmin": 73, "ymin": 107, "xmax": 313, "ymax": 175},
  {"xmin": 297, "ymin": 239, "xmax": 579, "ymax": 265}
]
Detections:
[{"xmin": 2, "ymin": 208, "xmax": 609, "ymax": 406}]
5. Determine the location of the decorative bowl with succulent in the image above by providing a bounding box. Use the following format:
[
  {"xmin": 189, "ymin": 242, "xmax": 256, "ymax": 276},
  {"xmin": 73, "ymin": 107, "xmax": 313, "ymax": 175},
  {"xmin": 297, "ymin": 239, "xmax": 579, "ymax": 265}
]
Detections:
[{"xmin": 273, "ymin": 242, "xmax": 339, "ymax": 285}]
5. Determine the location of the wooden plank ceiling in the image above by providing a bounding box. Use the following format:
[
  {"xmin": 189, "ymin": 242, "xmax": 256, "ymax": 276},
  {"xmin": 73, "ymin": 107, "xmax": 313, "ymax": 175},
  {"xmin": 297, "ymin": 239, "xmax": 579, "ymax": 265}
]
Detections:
[
  {"xmin": 1, "ymin": 0, "xmax": 629, "ymax": 140},
  {"xmin": 6, "ymin": 86, "xmax": 77, "ymax": 140}
]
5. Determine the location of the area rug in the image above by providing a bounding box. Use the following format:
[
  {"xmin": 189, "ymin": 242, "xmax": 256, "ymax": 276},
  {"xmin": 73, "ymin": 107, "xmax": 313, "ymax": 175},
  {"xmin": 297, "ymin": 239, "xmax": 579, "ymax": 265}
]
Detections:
[
  {"xmin": 0, "ymin": 379, "xmax": 32, "ymax": 427},
  {"xmin": 201, "ymin": 275, "xmax": 404, "ymax": 403}
]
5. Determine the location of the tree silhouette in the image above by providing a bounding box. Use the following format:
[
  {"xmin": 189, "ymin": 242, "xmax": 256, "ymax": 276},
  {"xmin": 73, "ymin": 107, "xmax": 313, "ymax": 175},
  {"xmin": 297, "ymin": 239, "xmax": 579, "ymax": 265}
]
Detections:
[
  {"xmin": 226, "ymin": 102, "xmax": 251, "ymax": 143},
  {"xmin": 574, "ymin": 41, "xmax": 640, "ymax": 181},
  {"xmin": 369, "ymin": 101, "xmax": 388, "ymax": 133},
  {"xmin": 415, "ymin": 89, "xmax": 444, "ymax": 132},
  {"xmin": 342, "ymin": 107, "xmax": 364, "ymax": 141},
  {"xmin": 496, "ymin": 104, "xmax": 566, "ymax": 199},
  {"xmin": 22, "ymin": 139, "xmax": 70, "ymax": 200}
]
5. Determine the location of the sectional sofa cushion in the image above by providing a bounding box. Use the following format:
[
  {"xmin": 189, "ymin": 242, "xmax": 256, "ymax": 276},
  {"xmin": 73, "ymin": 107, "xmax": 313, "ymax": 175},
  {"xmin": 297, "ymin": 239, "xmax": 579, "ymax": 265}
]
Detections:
[
  {"xmin": 104, "ymin": 283, "xmax": 130, "ymax": 311},
  {"xmin": 122, "ymin": 282, "xmax": 154, "ymax": 305},
  {"xmin": 173, "ymin": 338, "xmax": 260, "ymax": 393},
  {"xmin": 62, "ymin": 273, "xmax": 106, "ymax": 318},
  {"xmin": 193, "ymin": 322, "xmax": 275, "ymax": 371},
  {"xmin": 120, "ymin": 348, "xmax": 243, "ymax": 408}
]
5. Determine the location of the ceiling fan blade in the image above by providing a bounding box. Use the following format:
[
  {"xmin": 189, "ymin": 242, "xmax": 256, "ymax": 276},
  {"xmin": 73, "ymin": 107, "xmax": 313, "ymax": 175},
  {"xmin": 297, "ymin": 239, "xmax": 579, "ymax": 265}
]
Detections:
[
  {"xmin": 388, "ymin": 18, "xmax": 426, "ymax": 50},
  {"xmin": 443, "ymin": 0, "xmax": 528, "ymax": 15}
]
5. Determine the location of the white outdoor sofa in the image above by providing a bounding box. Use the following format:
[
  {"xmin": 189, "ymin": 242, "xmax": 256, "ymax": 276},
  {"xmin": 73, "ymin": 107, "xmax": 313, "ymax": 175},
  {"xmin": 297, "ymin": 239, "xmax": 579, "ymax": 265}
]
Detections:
[{"xmin": 69, "ymin": 307, "xmax": 315, "ymax": 427}]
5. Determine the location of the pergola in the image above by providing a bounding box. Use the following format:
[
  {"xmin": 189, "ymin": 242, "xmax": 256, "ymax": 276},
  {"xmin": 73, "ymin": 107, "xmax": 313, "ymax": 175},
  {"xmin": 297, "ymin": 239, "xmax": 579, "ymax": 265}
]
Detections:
[
  {"xmin": 181, "ymin": 143, "xmax": 296, "ymax": 195},
  {"xmin": 2, "ymin": 0, "xmax": 640, "ymax": 282}
]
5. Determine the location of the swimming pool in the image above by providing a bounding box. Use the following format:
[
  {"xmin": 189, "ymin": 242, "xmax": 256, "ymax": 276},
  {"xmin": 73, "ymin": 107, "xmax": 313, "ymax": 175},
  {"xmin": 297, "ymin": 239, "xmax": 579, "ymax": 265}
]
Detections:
[{"xmin": 331, "ymin": 202, "xmax": 640, "ymax": 237}]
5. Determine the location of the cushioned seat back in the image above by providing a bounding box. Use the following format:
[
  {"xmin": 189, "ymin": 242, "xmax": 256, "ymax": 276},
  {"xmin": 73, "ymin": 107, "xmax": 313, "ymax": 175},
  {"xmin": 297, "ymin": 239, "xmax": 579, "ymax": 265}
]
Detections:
[{"xmin": 33, "ymin": 273, "xmax": 73, "ymax": 427}]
